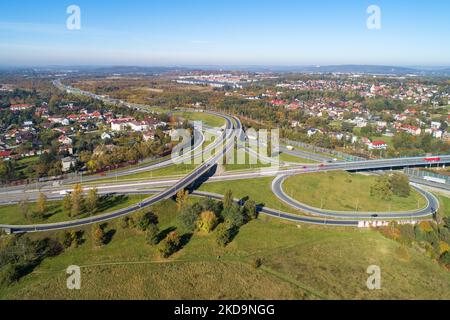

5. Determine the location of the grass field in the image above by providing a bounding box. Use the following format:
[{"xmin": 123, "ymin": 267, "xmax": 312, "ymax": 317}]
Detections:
[
  {"xmin": 198, "ymin": 177, "xmax": 301, "ymax": 214},
  {"xmin": 0, "ymin": 195, "xmax": 146, "ymax": 225},
  {"xmin": 223, "ymin": 151, "xmax": 273, "ymax": 171},
  {"xmin": 173, "ymin": 111, "xmax": 226, "ymax": 128},
  {"xmin": 283, "ymin": 171, "xmax": 427, "ymax": 212},
  {"xmin": 2, "ymin": 198, "xmax": 450, "ymax": 299},
  {"xmin": 438, "ymin": 195, "xmax": 450, "ymax": 217}
]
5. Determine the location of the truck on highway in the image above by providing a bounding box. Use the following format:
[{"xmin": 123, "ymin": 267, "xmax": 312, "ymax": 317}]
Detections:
[
  {"xmin": 425, "ymin": 157, "xmax": 441, "ymax": 162},
  {"xmin": 286, "ymin": 145, "xmax": 295, "ymax": 151},
  {"xmin": 424, "ymin": 176, "xmax": 447, "ymax": 184}
]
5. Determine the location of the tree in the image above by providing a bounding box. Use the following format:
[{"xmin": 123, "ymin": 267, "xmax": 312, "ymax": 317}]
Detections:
[
  {"xmin": 222, "ymin": 204, "xmax": 245, "ymax": 228},
  {"xmin": 146, "ymin": 224, "xmax": 160, "ymax": 246},
  {"xmin": 137, "ymin": 211, "xmax": 158, "ymax": 231},
  {"xmin": 36, "ymin": 192, "xmax": 47, "ymax": 219},
  {"xmin": 62, "ymin": 231, "xmax": 73, "ymax": 249},
  {"xmin": 177, "ymin": 208, "xmax": 198, "ymax": 233},
  {"xmin": 176, "ymin": 189, "xmax": 189, "ymax": 212},
  {"xmin": 92, "ymin": 224, "xmax": 106, "ymax": 247},
  {"xmin": 223, "ymin": 190, "xmax": 234, "ymax": 211},
  {"xmin": 390, "ymin": 173, "xmax": 411, "ymax": 198},
  {"xmin": 62, "ymin": 193, "xmax": 72, "ymax": 214},
  {"xmin": 215, "ymin": 223, "xmax": 236, "ymax": 247},
  {"xmin": 197, "ymin": 211, "xmax": 218, "ymax": 233},
  {"xmin": 18, "ymin": 197, "xmax": 30, "ymax": 220},
  {"xmin": 86, "ymin": 187, "xmax": 99, "ymax": 214},
  {"xmin": 198, "ymin": 198, "xmax": 222, "ymax": 215},
  {"xmin": 158, "ymin": 231, "xmax": 181, "ymax": 258},
  {"xmin": 71, "ymin": 184, "xmax": 84, "ymax": 217},
  {"xmin": 0, "ymin": 160, "xmax": 15, "ymax": 183},
  {"xmin": 243, "ymin": 200, "xmax": 258, "ymax": 220},
  {"xmin": 70, "ymin": 230, "xmax": 82, "ymax": 248}
]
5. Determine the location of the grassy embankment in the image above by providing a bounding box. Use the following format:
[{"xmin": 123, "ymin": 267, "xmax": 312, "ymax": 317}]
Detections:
[{"xmin": 0, "ymin": 195, "xmax": 145, "ymax": 226}]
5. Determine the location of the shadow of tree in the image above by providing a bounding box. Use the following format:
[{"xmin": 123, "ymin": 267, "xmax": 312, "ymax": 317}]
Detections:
[
  {"xmin": 42, "ymin": 204, "xmax": 63, "ymax": 220},
  {"xmin": 158, "ymin": 226, "xmax": 177, "ymax": 242},
  {"xmin": 97, "ymin": 194, "xmax": 128, "ymax": 212},
  {"xmin": 179, "ymin": 233, "xmax": 193, "ymax": 250},
  {"xmin": 104, "ymin": 229, "xmax": 116, "ymax": 245}
]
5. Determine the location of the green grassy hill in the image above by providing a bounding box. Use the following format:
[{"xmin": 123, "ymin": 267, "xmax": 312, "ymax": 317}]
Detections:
[
  {"xmin": 2, "ymin": 198, "xmax": 450, "ymax": 300},
  {"xmin": 283, "ymin": 171, "xmax": 427, "ymax": 212}
]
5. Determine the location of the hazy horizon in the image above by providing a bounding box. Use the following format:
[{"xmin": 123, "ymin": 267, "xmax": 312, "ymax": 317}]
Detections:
[{"xmin": 2, "ymin": 1, "xmax": 450, "ymax": 66}]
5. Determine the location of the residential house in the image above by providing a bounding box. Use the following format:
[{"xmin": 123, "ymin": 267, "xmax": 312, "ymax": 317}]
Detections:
[
  {"xmin": 61, "ymin": 156, "xmax": 77, "ymax": 172},
  {"xmin": 368, "ymin": 141, "xmax": 388, "ymax": 150}
]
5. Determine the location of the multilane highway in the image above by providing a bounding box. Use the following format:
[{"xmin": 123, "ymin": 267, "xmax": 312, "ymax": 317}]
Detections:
[
  {"xmin": 0, "ymin": 113, "xmax": 242, "ymax": 233},
  {"xmin": 1, "ymin": 152, "xmax": 449, "ymax": 233},
  {"xmin": 0, "ymin": 82, "xmax": 449, "ymax": 233}
]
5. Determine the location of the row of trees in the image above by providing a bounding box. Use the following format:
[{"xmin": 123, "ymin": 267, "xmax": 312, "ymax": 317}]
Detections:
[
  {"xmin": 18, "ymin": 193, "xmax": 48, "ymax": 222},
  {"xmin": 176, "ymin": 189, "xmax": 258, "ymax": 248},
  {"xmin": 115, "ymin": 189, "xmax": 260, "ymax": 259},
  {"xmin": 63, "ymin": 184, "xmax": 99, "ymax": 217}
]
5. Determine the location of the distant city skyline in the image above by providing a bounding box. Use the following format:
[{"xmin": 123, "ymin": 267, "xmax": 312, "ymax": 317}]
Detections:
[{"xmin": 1, "ymin": 0, "xmax": 450, "ymax": 66}]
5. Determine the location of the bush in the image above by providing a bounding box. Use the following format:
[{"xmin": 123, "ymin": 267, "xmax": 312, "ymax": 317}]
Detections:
[
  {"xmin": 440, "ymin": 251, "xmax": 450, "ymax": 268},
  {"xmin": 146, "ymin": 224, "xmax": 160, "ymax": 246},
  {"xmin": 63, "ymin": 230, "xmax": 83, "ymax": 248},
  {"xmin": 197, "ymin": 211, "xmax": 218, "ymax": 233},
  {"xmin": 120, "ymin": 216, "xmax": 135, "ymax": 229},
  {"xmin": 92, "ymin": 224, "xmax": 107, "ymax": 247},
  {"xmin": 215, "ymin": 223, "xmax": 237, "ymax": 247},
  {"xmin": 370, "ymin": 174, "xmax": 393, "ymax": 200},
  {"xmin": 137, "ymin": 211, "xmax": 158, "ymax": 231},
  {"xmin": 0, "ymin": 264, "xmax": 21, "ymax": 287},
  {"xmin": 0, "ymin": 235, "xmax": 64, "ymax": 287},
  {"xmin": 251, "ymin": 257, "xmax": 263, "ymax": 269}
]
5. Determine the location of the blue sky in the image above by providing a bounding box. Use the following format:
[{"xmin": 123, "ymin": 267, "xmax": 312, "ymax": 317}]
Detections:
[{"xmin": 1, "ymin": 0, "xmax": 450, "ymax": 66}]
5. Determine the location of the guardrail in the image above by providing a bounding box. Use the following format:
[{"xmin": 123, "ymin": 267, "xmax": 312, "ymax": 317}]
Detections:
[{"xmin": 404, "ymin": 167, "xmax": 450, "ymax": 185}]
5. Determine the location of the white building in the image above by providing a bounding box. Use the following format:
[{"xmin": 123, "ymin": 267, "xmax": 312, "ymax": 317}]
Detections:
[
  {"xmin": 367, "ymin": 141, "xmax": 388, "ymax": 150},
  {"xmin": 61, "ymin": 156, "xmax": 76, "ymax": 172}
]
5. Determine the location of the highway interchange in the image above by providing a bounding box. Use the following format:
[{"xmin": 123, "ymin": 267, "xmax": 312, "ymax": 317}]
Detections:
[{"xmin": 1, "ymin": 81, "xmax": 450, "ymax": 233}]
